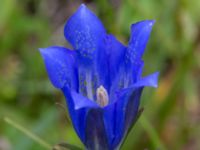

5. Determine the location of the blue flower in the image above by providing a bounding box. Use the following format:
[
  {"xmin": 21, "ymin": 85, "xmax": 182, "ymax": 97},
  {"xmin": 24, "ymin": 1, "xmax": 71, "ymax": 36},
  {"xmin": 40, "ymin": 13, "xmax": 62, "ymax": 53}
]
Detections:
[{"xmin": 39, "ymin": 4, "xmax": 158, "ymax": 150}]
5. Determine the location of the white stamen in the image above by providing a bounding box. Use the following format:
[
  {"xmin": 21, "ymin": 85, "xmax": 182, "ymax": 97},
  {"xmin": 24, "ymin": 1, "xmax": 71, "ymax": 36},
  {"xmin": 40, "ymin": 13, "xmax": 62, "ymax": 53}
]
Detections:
[
  {"xmin": 96, "ymin": 85, "xmax": 109, "ymax": 107},
  {"xmin": 86, "ymin": 72, "xmax": 93, "ymax": 100}
]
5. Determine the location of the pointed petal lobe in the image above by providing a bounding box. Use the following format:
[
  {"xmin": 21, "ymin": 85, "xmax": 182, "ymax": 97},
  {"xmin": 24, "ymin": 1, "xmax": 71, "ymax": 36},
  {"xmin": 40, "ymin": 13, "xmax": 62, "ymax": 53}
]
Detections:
[
  {"xmin": 126, "ymin": 20, "xmax": 155, "ymax": 63},
  {"xmin": 134, "ymin": 72, "xmax": 159, "ymax": 88},
  {"xmin": 39, "ymin": 46, "xmax": 78, "ymax": 90},
  {"xmin": 64, "ymin": 4, "xmax": 106, "ymax": 64},
  {"xmin": 71, "ymin": 91, "xmax": 99, "ymax": 109}
]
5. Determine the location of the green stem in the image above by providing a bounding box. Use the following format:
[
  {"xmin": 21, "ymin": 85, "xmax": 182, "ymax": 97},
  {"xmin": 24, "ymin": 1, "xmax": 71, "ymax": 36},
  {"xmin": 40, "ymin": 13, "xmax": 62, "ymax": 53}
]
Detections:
[{"xmin": 4, "ymin": 117, "xmax": 52, "ymax": 149}]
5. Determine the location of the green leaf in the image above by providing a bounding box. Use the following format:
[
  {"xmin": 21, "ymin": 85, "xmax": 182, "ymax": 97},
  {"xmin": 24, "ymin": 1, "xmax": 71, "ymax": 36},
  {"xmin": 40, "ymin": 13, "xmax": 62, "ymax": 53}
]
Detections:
[{"xmin": 52, "ymin": 142, "xmax": 82, "ymax": 150}]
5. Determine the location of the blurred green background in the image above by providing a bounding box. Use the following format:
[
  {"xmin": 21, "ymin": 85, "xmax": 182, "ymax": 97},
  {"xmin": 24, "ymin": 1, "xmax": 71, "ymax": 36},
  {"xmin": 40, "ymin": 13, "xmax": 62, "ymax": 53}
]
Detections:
[{"xmin": 0, "ymin": 0, "xmax": 200, "ymax": 149}]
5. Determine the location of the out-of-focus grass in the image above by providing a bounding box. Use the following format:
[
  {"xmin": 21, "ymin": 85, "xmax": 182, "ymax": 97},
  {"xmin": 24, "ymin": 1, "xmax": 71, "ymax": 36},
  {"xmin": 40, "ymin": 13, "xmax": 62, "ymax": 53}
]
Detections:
[{"xmin": 0, "ymin": 0, "xmax": 200, "ymax": 149}]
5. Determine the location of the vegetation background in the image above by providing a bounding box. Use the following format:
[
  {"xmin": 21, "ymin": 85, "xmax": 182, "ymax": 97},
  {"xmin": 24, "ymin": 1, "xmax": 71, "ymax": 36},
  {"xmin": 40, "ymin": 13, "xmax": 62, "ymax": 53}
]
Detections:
[{"xmin": 0, "ymin": 0, "xmax": 200, "ymax": 149}]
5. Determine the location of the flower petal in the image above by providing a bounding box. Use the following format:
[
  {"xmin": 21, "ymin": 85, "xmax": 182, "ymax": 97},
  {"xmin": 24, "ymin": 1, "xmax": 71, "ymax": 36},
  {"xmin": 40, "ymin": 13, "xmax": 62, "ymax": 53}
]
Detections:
[
  {"xmin": 106, "ymin": 71, "xmax": 158, "ymax": 148},
  {"xmin": 109, "ymin": 60, "xmax": 143, "ymax": 102},
  {"xmin": 123, "ymin": 87, "xmax": 143, "ymax": 133},
  {"xmin": 62, "ymin": 87, "xmax": 88, "ymax": 143},
  {"xmin": 123, "ymin": 20, "xmax": 155, "ymax": 86},
  {"xmin": 64, "ymin": 4, "xmax": 108, "ymax": 100},
  {"xmin": 64, "ymin": 4, "xmax": 106, "ymax": 64},
  {"xmin": 133, "ymin": 72, "xmax": 159, "ymax": 88},
  {"xmin": 71, "ymin": 91, "xmax": 99, "ymax": 109},
  {"xmin": 126, "ymin": 20, "xmax": 155, "ymax": 63},
  {"xmin": 85, "ymin": 108, "xmax": 109, "ymax": 150},
  {"xmin": 39, "ymin": 46, "xmax": 78, "ymax": 90},
  {"xmin": 62, "ymin": 87, "xmax": 100, "ymax": 145},
  {"xmin": 105, "ymin": 34, "xmax": 126, "ymax": 90},
  {"xmin": 103, "ymin": 105, "xmax": 115, "ymax": 147},
  {"xmin": 110, "ymin": 86, "xmax": 143, "ymax": 148}
]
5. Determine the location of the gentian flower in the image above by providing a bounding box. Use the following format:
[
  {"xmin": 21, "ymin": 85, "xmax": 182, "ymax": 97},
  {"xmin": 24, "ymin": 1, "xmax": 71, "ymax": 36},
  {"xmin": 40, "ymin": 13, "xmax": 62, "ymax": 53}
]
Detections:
[{"xmin": 39, "ymin": 4, "xmax": 158, "ymax": 150}]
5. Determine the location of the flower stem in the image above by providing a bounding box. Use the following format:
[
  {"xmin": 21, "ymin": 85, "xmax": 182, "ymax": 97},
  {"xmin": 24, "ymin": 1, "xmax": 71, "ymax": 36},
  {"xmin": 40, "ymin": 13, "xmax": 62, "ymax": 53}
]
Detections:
[{"xmin": 4, "ymin": 117, "xmax": 52, "ymax": 149}]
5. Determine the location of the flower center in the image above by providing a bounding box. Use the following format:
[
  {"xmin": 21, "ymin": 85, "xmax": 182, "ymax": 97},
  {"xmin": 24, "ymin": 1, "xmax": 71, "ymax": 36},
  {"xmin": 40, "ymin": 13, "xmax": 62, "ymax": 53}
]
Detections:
[{"xmin": 96, "ymin": 85, "xmax": 109, "ymax": 107}]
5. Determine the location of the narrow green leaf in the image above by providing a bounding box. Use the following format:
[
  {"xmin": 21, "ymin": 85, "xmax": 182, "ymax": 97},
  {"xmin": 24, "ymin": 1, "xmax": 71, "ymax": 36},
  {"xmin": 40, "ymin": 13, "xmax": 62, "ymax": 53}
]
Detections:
[
  {"xmin": 52, "ymin": 142, "xmax": 82, "ymax": 150},
  {"xmin": 4, "ymin": 117, "xmax": 52, "ymax": 149},
  {"xmin": 139, "ymin": 115, "xmax": 167, "ymax": 150}
]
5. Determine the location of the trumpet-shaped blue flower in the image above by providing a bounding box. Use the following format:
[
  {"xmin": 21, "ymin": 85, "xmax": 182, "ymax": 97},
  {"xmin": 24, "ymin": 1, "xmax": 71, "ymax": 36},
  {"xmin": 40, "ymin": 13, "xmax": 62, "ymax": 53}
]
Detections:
[{"xmin": 39, "ymin": 4, "xmax": 158, "ymax": 150}]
